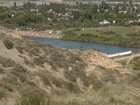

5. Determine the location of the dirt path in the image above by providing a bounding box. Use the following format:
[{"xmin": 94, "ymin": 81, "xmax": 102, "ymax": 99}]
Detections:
[{"xmin": 113, "ymin": 53, "xmax": 140, "ymax": 65}]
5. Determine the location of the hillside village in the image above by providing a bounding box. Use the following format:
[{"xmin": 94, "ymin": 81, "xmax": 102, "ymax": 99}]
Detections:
[{"xmin": 0, "ymin": 1, "xmax": 140, "ymax": 30}]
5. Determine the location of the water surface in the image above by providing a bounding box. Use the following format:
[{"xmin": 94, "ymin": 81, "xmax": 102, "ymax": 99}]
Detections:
[{"xmin": 23, "ymin": 36, "xmax": 139, "ymax": 54}]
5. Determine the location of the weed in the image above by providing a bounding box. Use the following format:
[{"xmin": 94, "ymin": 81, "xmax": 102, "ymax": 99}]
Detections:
[{"xmin": 16, "ymin": 94, "xmax": 49, "ymax": 105}]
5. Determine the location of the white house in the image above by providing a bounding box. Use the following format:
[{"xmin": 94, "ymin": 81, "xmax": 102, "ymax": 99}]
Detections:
[{"xmin": 99, "ymin": 20, "xmax": 110, "ymax": 25}]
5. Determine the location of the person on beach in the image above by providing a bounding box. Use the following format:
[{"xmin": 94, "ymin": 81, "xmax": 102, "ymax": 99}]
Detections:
[{"xmin": 81, "ymin": 47, "xmax": 83, "ymax": 50}]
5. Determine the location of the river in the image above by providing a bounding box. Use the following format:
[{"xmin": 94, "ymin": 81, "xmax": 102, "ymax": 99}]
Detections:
[{"xmin": 23, "ymin": 36, "xmax": 139, "ymax": 54}]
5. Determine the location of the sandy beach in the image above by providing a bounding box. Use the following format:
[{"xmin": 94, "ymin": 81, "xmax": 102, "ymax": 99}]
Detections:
[{"xmin": 14, "ymin": 30, "xmax": 62, "ymax": 39}]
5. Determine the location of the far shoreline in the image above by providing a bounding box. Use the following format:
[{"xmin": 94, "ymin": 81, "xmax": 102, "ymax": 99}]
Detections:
[
  {"xmin": 14, "ymin": 30, "xmax": 62, "ymax": 39},
  {"xmin": 21, "ymin": 35, "xmax": 61, "ymax": 39}
]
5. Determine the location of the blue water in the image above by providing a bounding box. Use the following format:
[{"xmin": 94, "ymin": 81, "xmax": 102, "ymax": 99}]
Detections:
[{"xmin": 23, "ymin": 36, "xmax": 139, "ymax": 54}]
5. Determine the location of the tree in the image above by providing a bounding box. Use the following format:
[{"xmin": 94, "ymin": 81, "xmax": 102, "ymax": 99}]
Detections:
[
  {"xmin": 92, "ymin": 4, "xmax": 98, "ymax": 14},
  {"xmin": 13, "ymin": 2, "xmax": 17, "ymax": 10},
  {"xmin": 72, "ymin": 11, "xmax": 81, "ymax": 20},
  {"xmin": 0, "ymin": 11, "xmax": 10, "ymax": 20}
]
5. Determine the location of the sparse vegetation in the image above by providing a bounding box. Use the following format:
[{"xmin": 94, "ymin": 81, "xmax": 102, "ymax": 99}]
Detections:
[
  {"xmin": 130, "ymin": 57, "xmax": 140, "ymax": 70},
  {"xmin": 0, "ymin": 56, "xmax": 15, "ymax": 67},
  {"xmin": 0, "ymin": 28, "xmax": 140, "ymax": 105},
  {"xmin": 118, "ymin": 60, "xmax": 127, "ymax": 66},
  {"xmin": 133, "ymin": 49, "xmax": 140, "ymax": 54}
]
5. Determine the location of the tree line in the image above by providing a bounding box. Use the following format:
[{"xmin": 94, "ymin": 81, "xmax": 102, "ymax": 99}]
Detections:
[{"xmin": 0, "ymin": 1, "xmax": 139, "ymax": 30}]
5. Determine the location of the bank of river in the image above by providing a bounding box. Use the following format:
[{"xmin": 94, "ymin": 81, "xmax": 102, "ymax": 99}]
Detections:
[{"xmin": 23, "ymin": 36, "xmax": 139, "ymax": 54}]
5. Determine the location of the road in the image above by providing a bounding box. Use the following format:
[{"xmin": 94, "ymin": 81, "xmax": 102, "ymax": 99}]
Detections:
[{"xmin": 112, "ymin": 53, "xmax": 140, "ymax": 65}]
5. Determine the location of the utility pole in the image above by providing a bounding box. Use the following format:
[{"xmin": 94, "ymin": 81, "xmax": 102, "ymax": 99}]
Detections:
[
  {"xmin": 108, "ymin": 26, "xmax": 110, "ymax": 32},
  {"xmin": 83, "ymin": 23, "xmax": 84, "ymax": 31}
]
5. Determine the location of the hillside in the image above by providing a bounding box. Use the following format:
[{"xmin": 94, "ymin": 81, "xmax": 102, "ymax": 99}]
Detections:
[{"xmin": 0, "ymin": 26, "xmax": 140, "ymax": 105}]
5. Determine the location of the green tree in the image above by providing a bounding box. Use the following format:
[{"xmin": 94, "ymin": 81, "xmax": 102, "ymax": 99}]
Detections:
[
  {"xmin": 13, "ymin": 2, "xmax": 17, "ymax": 10},
  {"xmin": 0, "ymin": 11, "xmax": 10, "ymax": 20},
  {"xmin": 92, "ymin": 4, "xmax": 98, "ymax": 14},
  {"xmin": 72, "ymin": 11, "xmax": 81, "ymax": 20}
]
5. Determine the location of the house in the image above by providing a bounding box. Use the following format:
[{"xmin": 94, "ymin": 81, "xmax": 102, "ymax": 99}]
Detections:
[
  {"xmin": 118, "ymin": 11, "xmax": 127, "ymax": 14},
  {"xmin": 99, "ymin": 20, "xmax": 110, "ymax": 25},
  {"xmin": 112, "ymin": 20, "xmax": 116, "ymax": 24}
]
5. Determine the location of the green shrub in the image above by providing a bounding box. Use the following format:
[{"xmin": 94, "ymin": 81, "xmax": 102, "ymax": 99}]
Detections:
[
  {"xmin": 16, "ymin": 46, "xmax": 24, "ymax": 54},
  {"xmin": 3, "ymin": 39, "xmax": 14, "ymax": 49},
  {"xmin": 63, "ymin": 31, "xmax": 76, "ymax": 36},
  {"xmin": 74, "ymin": 28, "xmax": 81, "ymax": 31},
  {"xmin": 0, "ymin": 56, "xmax": 15, "ymax": 67}
]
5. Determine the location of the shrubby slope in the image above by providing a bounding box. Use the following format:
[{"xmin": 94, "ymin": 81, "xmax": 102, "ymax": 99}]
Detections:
[{"xmin": 0, "ymin": 26, "xmax": 139, "ymax": 105}]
